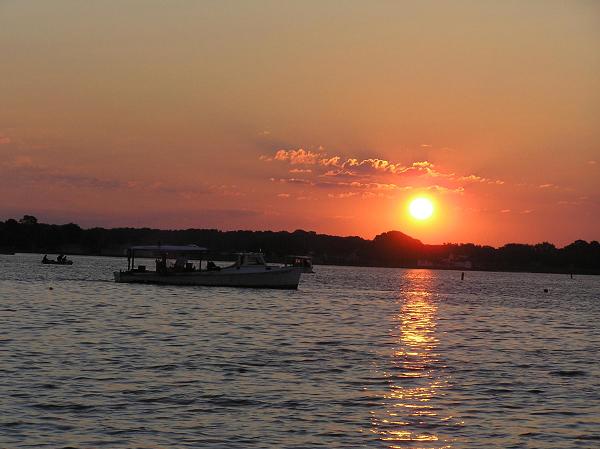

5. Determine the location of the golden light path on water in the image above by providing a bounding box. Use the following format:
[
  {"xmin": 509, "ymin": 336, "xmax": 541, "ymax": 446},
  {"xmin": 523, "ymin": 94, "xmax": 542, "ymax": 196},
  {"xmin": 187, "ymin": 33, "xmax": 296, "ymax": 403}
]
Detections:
[{"xmin": 371, "ymin": 270, "xmax": 460, "ymax": 448}]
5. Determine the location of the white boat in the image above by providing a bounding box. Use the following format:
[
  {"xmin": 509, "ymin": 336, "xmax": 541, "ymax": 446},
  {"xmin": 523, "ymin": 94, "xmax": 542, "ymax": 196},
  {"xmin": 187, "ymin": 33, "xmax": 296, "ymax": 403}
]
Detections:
[{"xmin": 113, "ymin": 245, "xmax": 302, "ymax": 289}]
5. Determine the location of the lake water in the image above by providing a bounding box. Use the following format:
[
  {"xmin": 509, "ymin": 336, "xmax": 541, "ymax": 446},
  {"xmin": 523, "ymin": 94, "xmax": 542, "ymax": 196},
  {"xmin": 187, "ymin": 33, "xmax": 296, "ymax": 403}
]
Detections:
[{"xmin": 1, "ymin": 253, "xmax": 599, "ymax": 448}]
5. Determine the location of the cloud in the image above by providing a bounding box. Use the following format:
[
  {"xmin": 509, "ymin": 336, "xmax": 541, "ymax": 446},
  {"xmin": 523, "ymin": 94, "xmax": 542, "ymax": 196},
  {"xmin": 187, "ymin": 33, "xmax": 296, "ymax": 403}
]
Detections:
[
  {"xmin": 457, "ymin": 174, "xmax": 485, "ymax": 182},
  {"xmin": 211, "ymin": 184, "xmax": 245, "ymax": 197},
  {"xmin": 327, "ymin": 192, "xmax": 358, "ymax": 199},
  {"xmin": 146, "ymin": 181, "xmax": 214, "ymax": 199},
  {"xmin": 261, "ymin": 147, "xmax": 501, "ymax": 197},
  {"xmin": 426, "ymin": 185, "xmax": 465, "ymax": 194},
  {"xmin": 0, "ymin": 135, "xmax": 11, "ymax": 145},
  {"xmin": 457, "ymin": 175, "xmax": 505, "ymax": 186},
  {"xmin": 10, "ymin": 155, "xmax": 34, "ymax": 168},
  {"xmin": 270, "ymin": 177, "xmax": 312, "ymax": 185},
  {"xmin": 1, "ymin": 156, "xmax": 215, "ymax": 198},
  {"xmin": 269, "ymin": 148, "xmax": 322, "ymax": 164},
  {"xmin": 319, "ymin": 156, "xmax": 341, "ymax": 167},
  {"xmin": 276, "ymin": 193, "xmax": 291, "ymax": 198},
  {"xmin": 3, "ymin": 157, "xmax": 125, "ymax": 189}
]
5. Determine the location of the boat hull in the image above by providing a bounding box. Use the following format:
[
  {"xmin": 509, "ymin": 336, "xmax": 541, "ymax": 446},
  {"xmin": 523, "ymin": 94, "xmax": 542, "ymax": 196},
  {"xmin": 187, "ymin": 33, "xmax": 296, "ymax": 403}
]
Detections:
[{"xmin": 113, "ymin": 267, "xmax": 302, "ymax": 289}]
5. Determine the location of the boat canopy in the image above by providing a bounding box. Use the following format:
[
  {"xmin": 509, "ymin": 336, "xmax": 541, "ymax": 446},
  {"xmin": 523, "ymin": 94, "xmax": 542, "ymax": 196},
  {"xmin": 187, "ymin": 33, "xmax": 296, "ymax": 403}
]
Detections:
[{"xmin": 127, "ymin": 244, "xmax": 207, "ymax": 259}]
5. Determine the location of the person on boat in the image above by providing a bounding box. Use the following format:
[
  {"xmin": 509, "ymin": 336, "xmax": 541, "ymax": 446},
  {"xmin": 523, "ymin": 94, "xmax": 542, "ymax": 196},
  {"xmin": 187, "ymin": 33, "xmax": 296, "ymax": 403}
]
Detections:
[
  {"xmin": 57, "ymin": 254, "xmax": 65, "ymax": 263},
  {"xmin": 42, "ymin": 255, "xmax": 49, "ymax": 263},
  {"xmin": 174, "ymin": 256, "xmax": 187, "ymax": 271},
  {"xmin": 206, "ymin": 260, "xmax": 220, "ymax": 271},
  {"xmin": 155, "ymin": 255, "xmax": 168, "ymax": 274}
]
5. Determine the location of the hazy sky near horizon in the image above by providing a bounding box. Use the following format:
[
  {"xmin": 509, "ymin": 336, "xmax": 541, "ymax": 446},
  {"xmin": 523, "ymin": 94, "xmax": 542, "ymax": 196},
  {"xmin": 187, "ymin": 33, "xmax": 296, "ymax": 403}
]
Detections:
[{"xmin": 1, "ymin": 0, "xmax": 598, "ymax": 246}]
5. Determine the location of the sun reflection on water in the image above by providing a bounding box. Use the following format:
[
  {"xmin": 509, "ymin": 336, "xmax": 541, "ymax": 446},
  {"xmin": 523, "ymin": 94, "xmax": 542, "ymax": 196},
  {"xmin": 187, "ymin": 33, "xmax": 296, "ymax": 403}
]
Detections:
[{"xmin": 372, "ymin": 270, "xmax": 455, "ymax": 448}]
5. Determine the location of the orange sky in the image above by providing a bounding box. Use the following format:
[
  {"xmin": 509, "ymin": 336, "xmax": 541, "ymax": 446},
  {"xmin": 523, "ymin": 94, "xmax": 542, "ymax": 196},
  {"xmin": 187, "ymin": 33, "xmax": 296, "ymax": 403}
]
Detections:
[{"xmin": 1, "ymin": 1, "xmax": 598, "ymax": 246}]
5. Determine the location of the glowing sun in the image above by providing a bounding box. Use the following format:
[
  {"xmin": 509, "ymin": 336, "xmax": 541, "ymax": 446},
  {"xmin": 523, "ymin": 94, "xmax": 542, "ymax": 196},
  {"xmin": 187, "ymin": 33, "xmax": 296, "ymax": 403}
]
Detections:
[{"xmin": 409, "ymin": 197, "xmax": 434, "ymax": 220}]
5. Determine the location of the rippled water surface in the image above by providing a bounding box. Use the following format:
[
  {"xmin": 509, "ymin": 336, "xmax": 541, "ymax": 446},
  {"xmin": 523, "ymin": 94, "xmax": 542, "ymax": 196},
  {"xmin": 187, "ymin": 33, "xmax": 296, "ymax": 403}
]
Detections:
[{"xmin": 1, "ymin": 253, "xmax": 599, "ymax": 448}]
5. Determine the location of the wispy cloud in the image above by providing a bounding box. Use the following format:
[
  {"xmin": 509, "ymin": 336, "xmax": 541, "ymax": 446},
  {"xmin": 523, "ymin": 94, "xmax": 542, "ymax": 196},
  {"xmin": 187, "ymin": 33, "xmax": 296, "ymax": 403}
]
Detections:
[
  {"xmin": 261, "ymin": 148, "xmax": 503, "ymax": 199},
  {"xmin": 1, "ymin": 156, "xmax": 216, "ymax": 199},
  {"xmin": 3, "ymin": 156, "xmax": 125, "ymax": 189},
  {"xmin": 260, "ymin": 148, "xmax": 322, "ymax": 165},
  {"xmin": 327, "ymin": 192, "xmax": 358, "ymax": 199},
  {"xmin": 270, "ymin": 177, "xmax": 312, "ymax": 185}
]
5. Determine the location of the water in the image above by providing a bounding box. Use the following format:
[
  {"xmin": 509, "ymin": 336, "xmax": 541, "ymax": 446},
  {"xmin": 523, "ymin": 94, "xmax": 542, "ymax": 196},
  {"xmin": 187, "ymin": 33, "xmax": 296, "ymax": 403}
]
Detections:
[{"xmin": 1, "ymin": 253, "xmax": 599, "ymax": 448}]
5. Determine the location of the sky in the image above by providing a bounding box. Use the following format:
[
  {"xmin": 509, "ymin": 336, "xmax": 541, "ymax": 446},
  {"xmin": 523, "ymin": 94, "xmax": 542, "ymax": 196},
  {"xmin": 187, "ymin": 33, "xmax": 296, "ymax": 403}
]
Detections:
[{"xmin": 1, "ymin": 0, "xmax": 598, "ymax": 246}]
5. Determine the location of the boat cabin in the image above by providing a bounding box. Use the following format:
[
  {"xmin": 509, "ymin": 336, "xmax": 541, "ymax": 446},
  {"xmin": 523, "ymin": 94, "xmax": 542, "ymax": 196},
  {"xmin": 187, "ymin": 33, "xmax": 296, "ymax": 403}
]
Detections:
[
  {"xmin": 125, "ymin": 244, "xmax": 207, "ymax": 273},
  {"xmin": 285, "ymin": 255, "xmax": 314, "ymax": 273},
  {"xmin": 234, "ymin": 252, "xmax": 267, "ymax": 267},
  {"xmin": 124, "ymin": 246, "xmax": 274, "ymax": 274}
]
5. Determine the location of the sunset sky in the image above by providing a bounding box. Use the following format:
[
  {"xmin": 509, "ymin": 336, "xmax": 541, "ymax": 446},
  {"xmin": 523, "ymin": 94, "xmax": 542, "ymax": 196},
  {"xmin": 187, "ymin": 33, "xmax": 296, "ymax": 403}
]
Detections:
[{"xmin": 1, "ymin": 1, "xmax": 598, "ymax": 246}]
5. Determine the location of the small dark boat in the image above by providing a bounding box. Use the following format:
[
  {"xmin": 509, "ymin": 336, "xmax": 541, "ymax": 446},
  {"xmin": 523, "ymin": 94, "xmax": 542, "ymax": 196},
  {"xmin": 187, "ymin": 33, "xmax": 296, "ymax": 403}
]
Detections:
[{"xmin": 42, "ymin": 256, "xmax": 73, "ymax": 265}]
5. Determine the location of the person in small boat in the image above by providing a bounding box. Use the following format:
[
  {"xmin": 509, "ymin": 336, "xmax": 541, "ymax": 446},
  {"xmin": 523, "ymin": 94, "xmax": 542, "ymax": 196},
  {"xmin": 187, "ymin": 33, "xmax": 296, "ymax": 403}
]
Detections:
[
  {"xmin": 42, "ymin": 255, "xmax": 49, "ymax": 263},
  {"xmin": 57, "ymin": 254, "xmax": 65, "ymax": 263}
]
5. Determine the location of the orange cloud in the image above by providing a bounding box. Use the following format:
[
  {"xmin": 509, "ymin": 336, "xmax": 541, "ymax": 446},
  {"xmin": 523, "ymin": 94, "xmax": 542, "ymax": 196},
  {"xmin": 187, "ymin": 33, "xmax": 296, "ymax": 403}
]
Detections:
[
  {"xmin": 327, "ymin": 192, "xmax": 358, "ymax": 199},
  {"xmin": 273, "ymin": 149, "xmax": 321, "ymax": 164},
  {"xmin": 270, "ymin": 177, "xmax": 312, "ymax": 185},
  {"xmin": 261, "ymin": 148, "xmax": 503, "ymax": 199}
]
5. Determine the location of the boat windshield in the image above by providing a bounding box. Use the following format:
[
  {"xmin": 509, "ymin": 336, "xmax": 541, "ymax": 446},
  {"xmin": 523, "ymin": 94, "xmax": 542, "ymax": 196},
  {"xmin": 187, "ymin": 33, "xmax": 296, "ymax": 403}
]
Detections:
[{"xmin": 239, "ymin": 254, "xmax": 266, "ymax": 266}]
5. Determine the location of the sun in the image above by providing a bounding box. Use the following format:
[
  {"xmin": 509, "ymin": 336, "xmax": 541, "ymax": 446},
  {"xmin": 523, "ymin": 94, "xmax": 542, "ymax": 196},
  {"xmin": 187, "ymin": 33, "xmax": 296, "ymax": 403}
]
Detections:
[{"xmin": 409, "ymin": 197, "xmax": 434, "ymax": 220}]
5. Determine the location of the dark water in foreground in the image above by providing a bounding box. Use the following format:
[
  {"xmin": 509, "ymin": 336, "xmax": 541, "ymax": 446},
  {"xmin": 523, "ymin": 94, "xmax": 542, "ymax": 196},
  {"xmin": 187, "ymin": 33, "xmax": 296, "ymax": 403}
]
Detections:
[{"xmin": 1, "ymin": 254, "xmax": 599, "ymax": 448}]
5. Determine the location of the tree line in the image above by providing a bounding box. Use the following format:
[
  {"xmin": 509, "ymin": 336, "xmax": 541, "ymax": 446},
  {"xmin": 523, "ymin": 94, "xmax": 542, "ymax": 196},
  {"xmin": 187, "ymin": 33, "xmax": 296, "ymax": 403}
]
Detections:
[{"xmin": 1, "ymin": 215, "xmax": 598, "ymax": 274}]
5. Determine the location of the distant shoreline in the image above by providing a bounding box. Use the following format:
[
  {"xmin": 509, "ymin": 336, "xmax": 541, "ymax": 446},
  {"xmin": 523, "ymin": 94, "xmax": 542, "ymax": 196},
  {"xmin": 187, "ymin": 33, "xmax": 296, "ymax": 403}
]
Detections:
[
  {"xmin": 2, "ymin": 216, "xmax": 599, "ymax": 275},
  {"xmin": 9, "ymin": 250, "xmax": 598, "ymax": 277}
]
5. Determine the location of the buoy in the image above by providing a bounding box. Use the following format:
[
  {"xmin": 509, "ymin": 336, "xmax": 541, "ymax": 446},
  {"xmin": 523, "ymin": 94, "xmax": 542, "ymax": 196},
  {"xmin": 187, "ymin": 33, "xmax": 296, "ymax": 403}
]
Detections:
[
  {"xmin": 543, "ymin": 288, "xmax": 548, "ymax": 293},
  {"xmin": 461, "ymin": 272, "xmax": 465, "ymax": 280},
  {"xmin": 49, "ymin": 287, "xmax": 53, "ymax": 290}
]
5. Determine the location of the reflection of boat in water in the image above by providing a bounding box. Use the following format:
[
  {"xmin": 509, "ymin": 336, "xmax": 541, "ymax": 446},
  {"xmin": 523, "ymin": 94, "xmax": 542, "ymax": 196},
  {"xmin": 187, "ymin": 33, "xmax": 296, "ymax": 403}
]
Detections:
[
  {"xmin": 42, "ymin": 256, "xmax": 73, "ymax": 265},
  {"xmin": 285, "ymin": 255, "xmax": 315, "ymax": 273},
  {"xmin": 114, "ymin": 245, "xmax": 303, "ymax": 289}
]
